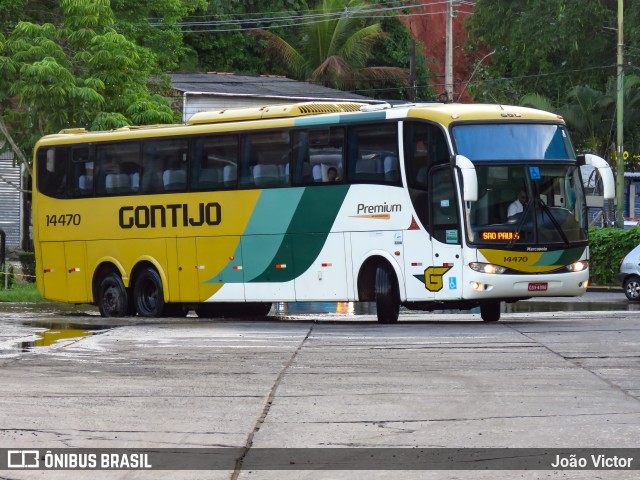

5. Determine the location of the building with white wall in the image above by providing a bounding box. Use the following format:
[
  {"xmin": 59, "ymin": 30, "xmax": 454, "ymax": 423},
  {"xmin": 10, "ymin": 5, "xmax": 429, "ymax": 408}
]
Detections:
[
  {"xmin": 0, "ymin": 151, "xmax": 22, "ymax": 250},
  {"xmin": 170, "ymin": 73, "xmax": 379, "ymax": 122}
]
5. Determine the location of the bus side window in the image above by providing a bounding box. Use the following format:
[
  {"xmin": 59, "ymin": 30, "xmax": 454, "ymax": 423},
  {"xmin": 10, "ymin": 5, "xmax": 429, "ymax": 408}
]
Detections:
[
  {"xmin": 37, "ymin": 147, "xmax": 69, "ymax": 199},
  {"xmin": 348, "ymin": 123, "xmax": 398, "ymax": 184},
  {"xmin": 70, "ymin": 146, "xmax": 93, "ymax": 197},
  {"xmin": 242, "ymin": 131, "xmax": 291, "ymax": 188},
  {"xmin": 305, "ymin": 127, "xmax": 344, "ymax": 183},
  {"xmin": 94, "ymin": 142, "xmax": 141, "ymax": 195},
  {"xmin": 404, "ymin": 121, "xmax": 449, "ymax": 190},
  {"xmin": 291, "ymin": 131, "xmax": 311, "ymax": 184},
  {"xmin": 430, "ymin": 166, "xmax": 460, "ymax": 244},
  {"xmin": 191, "ymin": 135, "xmax": 238, "ymax": 190}
]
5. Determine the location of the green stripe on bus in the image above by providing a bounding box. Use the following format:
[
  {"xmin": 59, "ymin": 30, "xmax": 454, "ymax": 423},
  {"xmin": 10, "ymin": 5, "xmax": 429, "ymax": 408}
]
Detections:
[
  {"xmin": 249, "ymin": 185, "xmax": 350, "ymax": 282},
  {"xmin": 533, "ymin": 246, "xmax": 584, "ymax": 267}
]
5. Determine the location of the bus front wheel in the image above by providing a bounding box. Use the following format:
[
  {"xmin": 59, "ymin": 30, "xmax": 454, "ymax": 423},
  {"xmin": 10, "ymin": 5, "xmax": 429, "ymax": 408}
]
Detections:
[
  {"xmin": 480, "ymin": 301, "xmax": 501, "ymax": 322},
  {"xmin": 133, "ymin": 267, "xmax": 165, "ymax": 317},
  {"xmin": 375, "ymin": 264, "xmax": 400, "ymax": 324},
  {"xmin": 98, "ymin": 273, "xmax": 129, "ymax": 317}
]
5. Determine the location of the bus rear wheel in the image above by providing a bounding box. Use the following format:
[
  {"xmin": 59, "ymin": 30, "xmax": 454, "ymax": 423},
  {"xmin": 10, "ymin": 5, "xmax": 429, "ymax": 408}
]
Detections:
[
  {"xmin": 98, "ymin": 273, "xmax": 129, "ymax": 317},
  {"xmin": 133, "ymin": 267, "xmax": 165, "ymax": 317},
  {"xmin": 375, "ymin": 264, "xmax": 400, "ymax": 324},
  {"xmin": 480, "ymin": 301, "xmax": 501, "ymax": 322}
]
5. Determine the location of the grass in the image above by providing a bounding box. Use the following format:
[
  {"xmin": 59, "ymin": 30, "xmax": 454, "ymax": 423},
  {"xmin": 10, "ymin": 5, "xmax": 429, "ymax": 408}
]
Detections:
[{"xmin": 0, "ymin": 283, "xmax": 46, "ymax": 303}]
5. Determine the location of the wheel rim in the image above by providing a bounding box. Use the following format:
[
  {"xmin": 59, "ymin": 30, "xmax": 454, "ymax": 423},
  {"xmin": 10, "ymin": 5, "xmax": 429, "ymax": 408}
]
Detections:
[
  {"xmin": 134, "ymin": 268, "xmax": 164, "ymax": 317},
  {"xmin": 139, "ymin": 278, "xmax": 159, "ymax": 313},
  {"xmin": 626, "ymin": 280, "xmax": 640, "ymax": 299},
  {"xmin": 103, "ymin": 284, "xmax": 121, "ymax": 315},
  {"xmin": 99, "ymin": 274, "xmax": 127, "ymax": 317}
]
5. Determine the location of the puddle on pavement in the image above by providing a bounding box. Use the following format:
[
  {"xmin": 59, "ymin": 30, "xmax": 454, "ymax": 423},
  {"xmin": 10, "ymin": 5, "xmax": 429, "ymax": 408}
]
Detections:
[{"xmin": 17, "ymin": 321, "xmax": 110, "ymax": 352}]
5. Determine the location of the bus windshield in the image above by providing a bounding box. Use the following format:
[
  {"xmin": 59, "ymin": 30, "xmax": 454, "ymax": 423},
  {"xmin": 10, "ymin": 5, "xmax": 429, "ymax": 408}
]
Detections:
[
  {"xmin": 465, "ymin": 163, "xmax": 587, "ymax": 246},
  {"xmin": 453, "ymin": 123, "xmax": 574, "ymax": 160},
  {"xmin": 453, "ymin": 123, "xmax": 586, "ymax": 247}
]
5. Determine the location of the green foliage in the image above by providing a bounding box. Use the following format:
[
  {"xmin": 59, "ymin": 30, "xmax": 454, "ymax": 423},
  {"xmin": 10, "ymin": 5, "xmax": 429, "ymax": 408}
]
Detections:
[
  {"xmin": 0, "ymin": 263, "xmax": 16, "ymax": 290},
  {"xmin": 0, "ymin": 0, "xmax": 178, "ymax": 166},
  {"xmin": 181, "ymin": 0, "xmax": 300, "ymax": 74},
  {"xmin": 588, "ymin": 227, "xmax": 640, "ymax": 286},
  {"xmin": 18, "ymin": 251, "xmax": 35, "ymax": 283},
  {"xmin": 0, "ymin": 282, "xmax": 44, "ymax": 302},
  {"xmin": 0, "ymin": 0, "xmax": 26, "ymax": 30},
  {"xmin": 255, "ymin": 0, "xmax": 407, "ymax": 94},
  {"xmin": 518, "ymin": 75, "xmax": 640, "ymax": 159},
  {"xmin": 466, "ymin": 0, "xmax": 615, "ymax": 104},
  {"xmin": 367, "ymin": 14, "xmax": 434, "ymax": 100},
  {"xmin": 110, "ymin": 0, "xmax": 208, "ymax": 71}
]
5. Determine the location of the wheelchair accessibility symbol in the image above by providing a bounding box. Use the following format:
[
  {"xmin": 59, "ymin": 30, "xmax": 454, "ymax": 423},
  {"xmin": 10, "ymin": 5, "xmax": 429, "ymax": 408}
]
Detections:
[{"xmin": 449, "ymin": 277, "xmax": 457, "ymax": 290}]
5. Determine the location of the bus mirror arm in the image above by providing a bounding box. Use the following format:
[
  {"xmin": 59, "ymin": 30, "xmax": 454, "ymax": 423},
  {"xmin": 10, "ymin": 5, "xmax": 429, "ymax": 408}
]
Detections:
[
  {"xmin": 455, "ymin": 155, "xmax": 478, "ymax": 202},
  {"xmin": 584, "ymin": 154, "xmax": 615, "ymax": 199}
]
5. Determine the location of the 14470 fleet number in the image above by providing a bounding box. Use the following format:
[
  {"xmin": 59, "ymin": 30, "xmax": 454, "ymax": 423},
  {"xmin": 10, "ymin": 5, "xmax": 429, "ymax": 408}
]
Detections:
[{"xmin": 45, "ymin": 214, "xmax": 81, "ymax": 226}]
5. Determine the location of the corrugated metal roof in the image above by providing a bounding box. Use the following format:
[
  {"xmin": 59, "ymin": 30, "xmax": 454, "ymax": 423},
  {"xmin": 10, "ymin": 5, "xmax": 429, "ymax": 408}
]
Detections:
[
  {"xmin": 170, "ymin": 73, "xmax": 375, "ymax": 102},
  {"xmin": 0, "ymin": 151, "xmax": 21, "ymax": 249}
]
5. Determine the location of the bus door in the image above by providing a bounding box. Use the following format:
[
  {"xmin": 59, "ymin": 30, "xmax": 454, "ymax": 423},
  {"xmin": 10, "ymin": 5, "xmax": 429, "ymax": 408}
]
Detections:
[
  {"xmin": 175, "ymin": 237, "xmax": 199, "ymax": 302},
  {"xmin": 175, "ymin": 237, "xmax": 245, "ymax": 302},
  {"xmin": 294, "ymin": 232, "xmax": 348, "ymax": 301},
  {"xmin": 429, "ymin": 166, "xmax": 463, "ymax": 300},
  {"xmin": 403, "ymin": 223, "xmax": 435, "ymax": 302}
]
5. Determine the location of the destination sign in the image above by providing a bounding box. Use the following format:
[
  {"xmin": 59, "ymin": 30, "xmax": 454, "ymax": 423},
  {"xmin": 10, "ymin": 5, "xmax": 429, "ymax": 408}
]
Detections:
[{"xmin": 480, "ymin": 231, "xmax": 520, "ymax": 241}]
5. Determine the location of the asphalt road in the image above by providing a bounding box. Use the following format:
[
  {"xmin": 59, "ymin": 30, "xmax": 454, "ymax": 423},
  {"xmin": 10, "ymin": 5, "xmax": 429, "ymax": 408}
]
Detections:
[{"xmin": 0, "ymin": 293, "xmax": 639, "ymax": 479}]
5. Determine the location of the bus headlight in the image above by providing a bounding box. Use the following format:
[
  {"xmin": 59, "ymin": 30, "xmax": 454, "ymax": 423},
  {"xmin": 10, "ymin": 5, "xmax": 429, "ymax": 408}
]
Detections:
[
  {"xmin": 566, "ymin": 260, "xmax": 588, "ymax": 272},
  {"xmin": 469, "ymin": 262, "xmax": 506, "ymax": 274}
]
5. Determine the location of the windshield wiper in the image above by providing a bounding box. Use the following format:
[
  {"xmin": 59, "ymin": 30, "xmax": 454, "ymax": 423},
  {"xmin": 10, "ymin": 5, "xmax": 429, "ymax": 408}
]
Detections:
[
  {"xmin": 507, "ymin": 195, "xmax": 571, "ymax": 249},
  {"xmin": 537, "ymin": 197, "xmax": 570, "ymax": 246}
]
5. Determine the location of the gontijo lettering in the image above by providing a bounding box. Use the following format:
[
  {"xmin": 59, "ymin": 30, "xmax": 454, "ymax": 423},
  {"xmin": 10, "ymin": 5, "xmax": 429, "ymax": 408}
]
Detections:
[{"xmin": 119, "ymin": 202, "xmax": 221, "ymax": 229}]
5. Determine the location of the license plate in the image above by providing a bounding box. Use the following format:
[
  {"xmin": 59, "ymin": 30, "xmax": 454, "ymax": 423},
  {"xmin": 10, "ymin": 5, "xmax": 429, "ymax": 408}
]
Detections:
[{"xmin": 528, "ymin": 282, "xmax": 548, "ymax": 291}]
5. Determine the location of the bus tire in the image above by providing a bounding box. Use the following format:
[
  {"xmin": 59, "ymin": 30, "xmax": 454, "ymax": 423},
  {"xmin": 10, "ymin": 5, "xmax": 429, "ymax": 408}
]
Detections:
[
  {"xmin": 480, "ymin": 301, "xmax": 501, "ymax": 322},
  {"xmin": 375, "ymin": 264, "xmax": 400, "ymax": 324},
  {"xmin": 133, "ymin": 267, "xmax": 165, "ymax": 317},
  {"xmin": 98, "ymin": 273, "xmax": 129, "ymax": 318}
]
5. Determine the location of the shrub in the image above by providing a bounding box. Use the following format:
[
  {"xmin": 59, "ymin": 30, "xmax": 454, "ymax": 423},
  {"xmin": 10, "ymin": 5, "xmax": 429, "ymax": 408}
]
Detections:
[
  {"xmin": 19, "ymin": 252, "xmax": 36, "ymax": 283},
  {"xmin": 0, "ymin": 263, "xmax": 16, "ymax": 290},
  {"xmin": 589, "ymin": 227, "xmax": 640, "ymax": 286}
]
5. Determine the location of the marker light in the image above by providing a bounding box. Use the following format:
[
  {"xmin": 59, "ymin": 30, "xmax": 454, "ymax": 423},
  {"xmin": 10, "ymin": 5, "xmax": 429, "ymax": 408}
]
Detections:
[
  {"xmin": 469, "ymin": 262, "xmax": 506, "ymax": 274},
  {"xmin": 566, "ymin": 260, "xmax": 588, "ymax": 272}
]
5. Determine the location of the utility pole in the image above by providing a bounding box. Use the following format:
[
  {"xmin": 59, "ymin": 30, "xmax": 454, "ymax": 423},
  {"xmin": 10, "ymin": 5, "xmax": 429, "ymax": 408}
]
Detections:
[
  {"xmin": 615, "ymin": 0, "xmax": 624, "ymax": 228},
  {"xmin": 409, "ymin": 38, "xmax": 417, "ymax": 102},
  {"xmin": 444, "ymin": 0, "xmax": 454, "ymax": 102}
]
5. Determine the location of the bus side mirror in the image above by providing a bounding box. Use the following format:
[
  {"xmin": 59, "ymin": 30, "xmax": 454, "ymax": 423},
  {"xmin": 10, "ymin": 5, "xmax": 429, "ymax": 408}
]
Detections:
[
  {"xmin": 455, "ymin": 155, "xmax": 478, "ymax": 202},
  {"xmin": 583, "ymin": 154, "xmax": 615, "ymax": 199}
]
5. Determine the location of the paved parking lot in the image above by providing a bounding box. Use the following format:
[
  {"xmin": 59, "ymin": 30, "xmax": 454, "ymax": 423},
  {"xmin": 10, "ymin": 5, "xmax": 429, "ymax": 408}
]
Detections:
[{"xmin": 0, "ymin": 302, "xmax": 639, "ymax": 479}]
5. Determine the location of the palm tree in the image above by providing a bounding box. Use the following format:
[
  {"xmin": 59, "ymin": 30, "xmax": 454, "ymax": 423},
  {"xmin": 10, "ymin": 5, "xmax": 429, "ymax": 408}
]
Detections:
[
  {"xmin": 255, "ymin": 0, "xmax": 407, "ymax": 92},
  {"xmin": 522, "ymin": 76, "xmax": 640, "ymax": 158}
]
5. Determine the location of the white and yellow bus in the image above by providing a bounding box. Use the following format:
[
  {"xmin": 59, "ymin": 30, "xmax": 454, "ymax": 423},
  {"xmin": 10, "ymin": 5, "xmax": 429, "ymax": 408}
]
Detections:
[{"xmin": 32, "ymin": 101, "xmax": 614, "ymax": 322}]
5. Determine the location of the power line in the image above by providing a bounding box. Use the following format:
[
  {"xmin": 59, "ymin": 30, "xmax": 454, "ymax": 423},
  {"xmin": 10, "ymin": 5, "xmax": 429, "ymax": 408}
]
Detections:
[{"xmin": 147, "ymin": 1, "xmax": 472, "ymax": 33}]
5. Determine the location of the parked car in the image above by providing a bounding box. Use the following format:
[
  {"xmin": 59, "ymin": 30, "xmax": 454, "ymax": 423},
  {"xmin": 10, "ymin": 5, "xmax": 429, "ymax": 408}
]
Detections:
[{"xmin": 619, "ymin": 244, "xmax": 640, "ymax": 300}]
